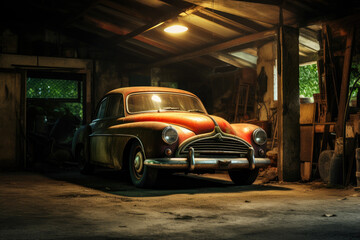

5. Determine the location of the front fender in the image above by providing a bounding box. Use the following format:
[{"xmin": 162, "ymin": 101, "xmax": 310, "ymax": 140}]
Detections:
[
  {"xmin": 231, "ymin": 123, "xmax": 259, "ymax": 144},
  {"xmin": 108, "ymin": 122, "xmax": 187, "ymax": 159},
  {"xmin": 231, "ymin": 123, "xmax": 267, "ymax": 157}
]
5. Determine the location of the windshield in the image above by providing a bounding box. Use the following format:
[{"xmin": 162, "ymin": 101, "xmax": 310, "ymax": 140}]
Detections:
[{"xmin": 127, "ymin": 92, "xmax": 207, "ymax": 114}]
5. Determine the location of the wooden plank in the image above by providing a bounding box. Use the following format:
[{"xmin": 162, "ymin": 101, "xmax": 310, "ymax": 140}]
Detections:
[
  {"xmin": 234, "ymin": 78, "xmax": 241, "ymax": 123},
  {"xmin": 314, "ymin": 124, "xmax": 335, "ymax": 133},
  {"xmin": 301, "ymin": 162, "xmax": 312, "ymax": 181},
  {"xmin": 244, "ymin": 84, "xmax": 250, "ymax": 116},
  {"xmin": 83, "ymin": 16, "xmax": 178, "ymax": 54},
  {"xmin": 0, "ymin": 72, "xmax": 23, "ymax": 168},
  {"xmin": 101, "ymin": 0, "xmax": 157, "ymax": 22},
  {"xmin": 324, "ymin": 25, "xmax": 339, "ymax": 107},
  {"xmin": 63, "ymin": 0, "xmax": 102, "ymax": 27},
  {"xmin": 210, "ymin": 52, "xmax": 255, "ymax": 68},
  {"xmin": 151, "ymin": 29, "xmax": 276, "ymax": 67},
  {"xmin": 196, "ymin": 9, "xmax": 259, "ymax": 33},
  {"xmin": 300, "ymin": 125, "xmax": 314, "ymax": 181},
  {"xmin": 335, "ymin": 26, "xmax": 355, "ymax": 137},
  {"xmin": 300, "ymin": 103, "xmax": 316, "ymax": 124}
]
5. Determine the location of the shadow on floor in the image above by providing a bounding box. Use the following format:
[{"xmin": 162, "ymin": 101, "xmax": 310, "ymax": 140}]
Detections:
[{"xmin": 40, "ymin": 164, "xmax": 291, "ymax": 197}]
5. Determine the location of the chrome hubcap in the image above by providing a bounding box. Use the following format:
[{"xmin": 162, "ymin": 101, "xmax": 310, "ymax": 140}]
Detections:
[{"xmin": 133, "ymin": 151, "xmax": 144, "ymax": 177}]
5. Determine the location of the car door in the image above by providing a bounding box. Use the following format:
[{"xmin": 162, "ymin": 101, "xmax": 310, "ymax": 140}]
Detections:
[{"xmin": 90, "ymin": 94, "xmax": 125, "ymax": 166}]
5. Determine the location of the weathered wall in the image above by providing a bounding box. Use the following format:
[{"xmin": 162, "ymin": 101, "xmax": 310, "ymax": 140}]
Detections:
[
  {"xmin": 0, "ymin": 71, "xmax": 23, "ymax": 169},
  {"xmin": 94, "ymin": 60, "xmax": 129, "ymax": 109}
]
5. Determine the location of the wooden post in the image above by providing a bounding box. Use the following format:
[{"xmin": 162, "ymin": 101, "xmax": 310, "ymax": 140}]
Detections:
[
  {"xmin": 277, "ymin": 26, "xmax": 300, "ymax": 181},
  {"xmin": 234, "ymin": 76, "xmax": 241, "ymax": 123},
  {"xmin": 335, "ymin": 26, "xmax": 355, "ymax": 137}
]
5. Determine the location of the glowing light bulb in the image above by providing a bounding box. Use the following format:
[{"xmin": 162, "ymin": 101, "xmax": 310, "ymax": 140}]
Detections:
[{"xmin": 164, "ymin": 24, "xmax": 188, "ymax": 34}]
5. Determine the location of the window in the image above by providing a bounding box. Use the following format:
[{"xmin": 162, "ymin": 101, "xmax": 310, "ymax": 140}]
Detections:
[
  {"xmin": 127, "ymin": 92, "xmax": 205, "ymax": 114},
  {"xmin": 106, "ymin": 94, "xmax": 124, "ymax": 118},
  {"xmin": 299, "ymin": 63, "xmax": 319, "ymax": 98},
  {"xmin": 27, "ymin": 78, "xmax": 81, "ymax": 101},
  {"xmin": 97, "ymin": 98, "xmax": 107, "ymax": 119},
  {"xmin": 26, "ymin": 73, "xmax": 84, "ymax": 121}
]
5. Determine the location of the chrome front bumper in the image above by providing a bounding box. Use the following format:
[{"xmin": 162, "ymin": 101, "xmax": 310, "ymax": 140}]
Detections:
[{"xmin": 144, "ymin": 147, "xmax": 270, "ymax": 171}]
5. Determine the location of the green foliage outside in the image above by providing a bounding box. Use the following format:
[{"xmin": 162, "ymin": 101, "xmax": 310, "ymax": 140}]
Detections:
[
  {"xmin": 349, "ymin": 63, "xmax": 360, "ymax": 97},
  {"xmin": 298, "ymin": 63, "xmax": 360, "ymax": 99},
  {"xmin": 27, "ymin": 78, "xmax": 79, "ymax": 99},
  {"xmin": 27, "ymin": 78, "xmax": 83, "ymax": 120},
  {"xmin": 299, "ymin": 64, "xmax": 319, "ymax": 98}
]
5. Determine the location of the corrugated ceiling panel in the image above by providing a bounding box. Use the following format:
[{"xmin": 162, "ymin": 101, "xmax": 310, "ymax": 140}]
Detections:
[{"xmin": 182, "ymin": 14, "xmax": 240, "ymax": 38}]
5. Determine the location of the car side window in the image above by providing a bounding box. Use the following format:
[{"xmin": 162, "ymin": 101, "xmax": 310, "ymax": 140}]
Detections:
[
  {"xmin": 96, "ymin": 98, "xmax": 108, "ymax": 119},
  {"xmin": 106, "ymin": 94, "xmax": 124, "ymax": 118}
]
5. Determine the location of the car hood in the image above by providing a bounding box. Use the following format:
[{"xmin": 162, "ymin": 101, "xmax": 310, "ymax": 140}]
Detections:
[{"xmin": 124, "ymin": 112, "xmax": 236, "ymax": 135}]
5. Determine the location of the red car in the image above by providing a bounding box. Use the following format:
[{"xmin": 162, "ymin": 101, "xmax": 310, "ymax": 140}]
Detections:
[{"xmin": 72, "ymin": 87, "xmax": 270, "ymax": 187}]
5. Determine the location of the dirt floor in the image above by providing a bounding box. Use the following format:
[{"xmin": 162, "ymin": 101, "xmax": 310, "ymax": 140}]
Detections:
[{"xmin": 0, "ymin": 167, "xmax": 359, "ymax": 240}]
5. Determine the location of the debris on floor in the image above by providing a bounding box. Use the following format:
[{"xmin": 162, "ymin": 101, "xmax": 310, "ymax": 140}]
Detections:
[
  {"xmin": 259, "ymin": 167, "xmax": 278, "ymax": 183},
  {"xmin": 322, "ymin": 213, "xmax": 337, "ymax": 217}
]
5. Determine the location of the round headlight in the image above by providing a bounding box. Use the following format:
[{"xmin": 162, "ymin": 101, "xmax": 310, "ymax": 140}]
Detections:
[
  {"xmin": 253, "ymin": 128, "xmax": 267, "ymax": 145},
  {"xmin": 162, "ymin": 126, "xmax": 178, "ymax": 144}
]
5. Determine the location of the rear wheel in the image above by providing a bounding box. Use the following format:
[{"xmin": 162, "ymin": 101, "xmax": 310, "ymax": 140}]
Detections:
[
  {"xmin": 129, "ymin": 142, "xmax": 158, "ymax": 188},
  {"xmin": 228, "ymin": 168, "xmax": 259, "ymax": 185},
  {"xmin": 76, "ymin": 144, "xmax": 93, "ymax": 174}
]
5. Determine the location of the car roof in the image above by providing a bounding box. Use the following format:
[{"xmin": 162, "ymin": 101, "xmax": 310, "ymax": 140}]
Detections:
[{"xmin": 106, "ymin": 86, "xmax": 197, "ymax": 97}]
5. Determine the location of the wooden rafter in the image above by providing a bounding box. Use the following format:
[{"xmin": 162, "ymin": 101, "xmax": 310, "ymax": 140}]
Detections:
[
  {"xmin": 151, "ymin": 29, "xmax": 276, "ymax": 66},
  {"xmin": 335, "ymin": 26, "xmax": 355, "ymax": 137},
  {"xmin": 200, "ymin": 9, "xmax": 268, "ymax": 32},
  {"xmin": 63, "ymin": 0, "xmax": 103, "ymax": 27},
  {"xmin": 83, "ymin": 15, "xmax": 178, "ymax": 53},
  {"xmin": 210, "ymin": 52, "xmax": 255, "ymax": 68},
  {"xmin": 110, "ymin": 5, "xmax": 201, "ymax": 43},
  {"xmin": 100, "ymin": 0, "xmax": 158, "ymax": 22}
]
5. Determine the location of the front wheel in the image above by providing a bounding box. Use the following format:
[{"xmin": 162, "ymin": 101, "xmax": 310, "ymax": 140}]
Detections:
[
  {"xmin": 129, "ymin": 142, "xmax": 158, "ymax": 188},
  {"xmin": 228, "ymin": 168, "xmax": 259, "ymax": 185}
]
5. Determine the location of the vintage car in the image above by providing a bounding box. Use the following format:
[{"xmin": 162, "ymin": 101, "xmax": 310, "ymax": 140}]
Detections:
[{"xmin": 72, "ymin": 87, "xmax": 270, "ymax": 187}]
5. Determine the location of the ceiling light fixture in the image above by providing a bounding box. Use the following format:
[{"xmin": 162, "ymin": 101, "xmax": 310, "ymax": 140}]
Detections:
[
  {"xmin": 164, "ymin": 18, "xmax": 188, "ymax": 34},
  {"xmin": 164, "ymin": 24, "xmax": 188, "ymax": 33}
]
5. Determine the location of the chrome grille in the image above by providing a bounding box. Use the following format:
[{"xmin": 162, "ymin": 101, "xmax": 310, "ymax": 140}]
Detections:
[{"xmin": 180, "ymin": 135, "xmax": 250, "ymax": 155}]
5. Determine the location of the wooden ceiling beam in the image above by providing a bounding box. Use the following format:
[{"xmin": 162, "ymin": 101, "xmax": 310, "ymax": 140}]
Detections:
[
  {"xmin": 195, "ymin": 9, "xmax": 255, "ymax": 33},
  {"xmin": 211, "ymin": 0, "xmax": 313, "ymax": 14},
  {"xmin": 210, "ymin": 9, "xmax": 269, "ymax": 32},
  {"xmin": 210, "ymin": 52, "xmax": 255, "ymax": 68},
  {"xmin": 110, "ymin": 5, "xmax": 200, "ymax": 43},
  {"xmin": 63, "ymin": 0, "xmax": 103, "ymax": 27},
  {"xmin": 83, "ymin": 15, "xmax": 178, "ymax": 53},
  {"xmin": 100, "ymin": 0, "xmax": 158, "ymax": 22},
  {"xmin": 167, "ymin": 0, "xmax": 269, "ymax": 32},
  {"xmin": 151, "ymin": 29, "xmax": 276, "ymax": 67}
]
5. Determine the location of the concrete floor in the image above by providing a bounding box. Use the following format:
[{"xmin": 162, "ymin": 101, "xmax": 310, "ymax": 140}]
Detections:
[{"xmin": 0, "ymin": 168, "xmax": 359, "ymax": 240}]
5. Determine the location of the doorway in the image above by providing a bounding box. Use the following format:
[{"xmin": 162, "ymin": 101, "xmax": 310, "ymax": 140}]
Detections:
[{"xmin": 26, "ymin": 71, "xmax": 85, "ymax": 167}]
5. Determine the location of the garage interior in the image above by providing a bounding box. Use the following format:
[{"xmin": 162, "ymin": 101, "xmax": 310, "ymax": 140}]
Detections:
[{"xmin": 1, "ymin": 0, "xmax": 360, "ymax": 239}]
